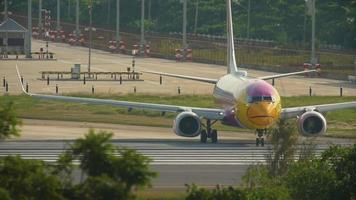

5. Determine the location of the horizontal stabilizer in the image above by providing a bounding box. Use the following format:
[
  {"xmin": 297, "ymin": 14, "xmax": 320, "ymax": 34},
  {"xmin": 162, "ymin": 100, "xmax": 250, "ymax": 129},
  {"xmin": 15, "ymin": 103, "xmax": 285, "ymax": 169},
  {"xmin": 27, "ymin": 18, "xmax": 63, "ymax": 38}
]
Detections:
[
  {"xmin": 143, "ymin": 70, "xmax": 218, "ymax": 84},
  {"xmin": 258, "ymin": 70, "xmax": 317, "ymax": 80}
]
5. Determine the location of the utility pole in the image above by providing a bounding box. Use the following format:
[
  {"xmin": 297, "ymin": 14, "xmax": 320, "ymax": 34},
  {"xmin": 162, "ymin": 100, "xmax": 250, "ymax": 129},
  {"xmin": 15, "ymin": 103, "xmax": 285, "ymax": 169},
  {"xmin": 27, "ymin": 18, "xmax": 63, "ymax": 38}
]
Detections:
[
  {"xmin": 56, "ymin": 0, "xmax": 61, "ymax": 31},
  {"xmin": 107, "ymin": 0, "xmax": 111, "ymax": 24},
  {"xmin": 88, "ymin": 0, "xmax": 93, "ymax": 75},
  {"xmin": 38, "ymin": 0, "xmax": 42, "ymax": 30},
  {"xmin": 148, "ymin": 0, "xmax": 151, "ymax": 20},
  {"xmin": 247, "ymin": 0, "xmax": 250, "ymax": 39},
  {"xmin": 182, "ymin": 0, "xmax": 187, "ymax": 50},
  {"xmin": 4, "ymin": 0, "xmax": 8, "ymax": 20},
  {"xmin": 194, "ymin": 0, "xmax": 199, "ymax": 34},
  {"xmin": 68, "ymin": 0, "xmax": 71, "ymax": 19},
  {"xmin": 75, "ymin": 0, "xmax": 80, "ymax": 39},
  {"xmin": 116, "ymin": 0, "xmax": 120, "ymax": 42},
  {"xmin": 310, "ymin": 0, "xmax": 316, "ymax": 65},
  {"xmin": 26, "ymin": 0, "xmax": 32, "ymax": 58},
  {"xmin": 140, "ymin": 0, "xmax": 145, "ymax": 55}
]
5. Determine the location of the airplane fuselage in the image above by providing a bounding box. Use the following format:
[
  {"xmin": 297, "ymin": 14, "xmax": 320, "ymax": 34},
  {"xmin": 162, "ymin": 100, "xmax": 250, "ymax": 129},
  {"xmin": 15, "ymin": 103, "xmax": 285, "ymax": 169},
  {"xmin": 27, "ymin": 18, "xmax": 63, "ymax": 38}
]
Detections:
[{"xmin": 213, "ymin": 71, "xmax": 282, "ymax": 130}]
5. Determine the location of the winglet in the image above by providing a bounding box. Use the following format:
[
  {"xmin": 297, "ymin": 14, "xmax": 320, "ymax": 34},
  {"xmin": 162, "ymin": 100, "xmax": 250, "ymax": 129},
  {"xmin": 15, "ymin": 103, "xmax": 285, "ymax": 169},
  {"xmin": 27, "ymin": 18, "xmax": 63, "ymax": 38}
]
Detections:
[
  {"xmin": 226, "ymin": 0, "xmax": 238, "ymax": 74},
  {"xmin": 15, "ymin": 64, "xmax": 31, "ymax": 96}
]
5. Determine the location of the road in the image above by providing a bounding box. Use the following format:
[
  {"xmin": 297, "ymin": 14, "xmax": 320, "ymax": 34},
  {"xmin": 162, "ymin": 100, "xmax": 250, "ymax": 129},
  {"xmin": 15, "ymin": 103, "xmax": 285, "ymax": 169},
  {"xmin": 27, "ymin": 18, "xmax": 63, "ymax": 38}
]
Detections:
[{"xmin": 0, "ymin": 139, "xmax": 353, "ymax": 189}]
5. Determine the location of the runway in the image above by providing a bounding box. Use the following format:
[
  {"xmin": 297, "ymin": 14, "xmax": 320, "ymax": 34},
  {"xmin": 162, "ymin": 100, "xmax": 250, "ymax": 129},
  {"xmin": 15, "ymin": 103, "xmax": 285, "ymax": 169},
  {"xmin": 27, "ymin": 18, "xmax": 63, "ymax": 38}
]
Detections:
[{"xmin": 0, "ymin": 139, "xmax": 352, "ymax": 188}]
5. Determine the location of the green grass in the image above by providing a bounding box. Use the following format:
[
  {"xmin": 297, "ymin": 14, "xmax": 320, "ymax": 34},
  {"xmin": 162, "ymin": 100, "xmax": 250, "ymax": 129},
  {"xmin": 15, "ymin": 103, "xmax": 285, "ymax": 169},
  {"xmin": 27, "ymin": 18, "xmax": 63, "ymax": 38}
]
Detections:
[
  {"xmin": 1, "ymin": 94, "xmax": 355, "ymax": 137},
  {"xmin": 136, "ymin": 190, "xmax": 186, "ymax": 200}
]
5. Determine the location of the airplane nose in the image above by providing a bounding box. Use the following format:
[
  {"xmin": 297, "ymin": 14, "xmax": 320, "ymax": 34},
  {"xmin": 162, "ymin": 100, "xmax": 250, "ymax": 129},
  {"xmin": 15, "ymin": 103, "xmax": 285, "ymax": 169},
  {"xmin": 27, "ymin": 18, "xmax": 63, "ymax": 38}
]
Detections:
[{"xmin": 247, "ymin": 102, "xmax": 277, "ymax": 127}]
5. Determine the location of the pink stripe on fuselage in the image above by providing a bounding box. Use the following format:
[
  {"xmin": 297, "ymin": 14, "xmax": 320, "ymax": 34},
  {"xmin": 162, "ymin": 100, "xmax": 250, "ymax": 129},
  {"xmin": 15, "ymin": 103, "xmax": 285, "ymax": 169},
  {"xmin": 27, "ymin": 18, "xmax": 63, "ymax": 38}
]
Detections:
[{"xmin": 247, "ymin": 80, "xmax": 275, "ymax": 96}]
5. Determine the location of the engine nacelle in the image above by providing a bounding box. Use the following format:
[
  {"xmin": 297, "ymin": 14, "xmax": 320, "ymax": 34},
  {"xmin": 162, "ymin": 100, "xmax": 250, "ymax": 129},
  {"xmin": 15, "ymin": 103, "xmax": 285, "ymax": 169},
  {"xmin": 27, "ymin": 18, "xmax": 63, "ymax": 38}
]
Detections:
[
  {"xmin": 173, "ymin": 111, "xmax": 201, "ymax": 137},
  {"xmin": 297, "ymin": 111, "xmax": 327, "ymax": 136}
]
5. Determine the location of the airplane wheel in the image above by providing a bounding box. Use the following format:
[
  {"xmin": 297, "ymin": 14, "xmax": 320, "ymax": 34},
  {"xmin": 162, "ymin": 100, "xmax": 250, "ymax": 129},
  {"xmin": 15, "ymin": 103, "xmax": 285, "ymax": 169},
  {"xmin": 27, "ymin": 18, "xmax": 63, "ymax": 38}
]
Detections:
[
  {"xmin": 211, "ymin": 129, "xmax": 218, "ymax": 143},
  {"xmin": 261, "ymin": 138, "xmax": 265, "ymax": 147},
  {"xmin": 200, "ymin": 130, "xmax": 207, "ymax": 143},
  {"xmin": 256, "ymin": 138, "xmax": 260, "ymax": 147}
]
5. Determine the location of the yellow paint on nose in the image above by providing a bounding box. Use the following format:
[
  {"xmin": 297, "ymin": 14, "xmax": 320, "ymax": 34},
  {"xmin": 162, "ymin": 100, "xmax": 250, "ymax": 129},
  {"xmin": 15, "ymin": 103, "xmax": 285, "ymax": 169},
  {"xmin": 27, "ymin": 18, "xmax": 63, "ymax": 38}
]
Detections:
[{"xmin": 247, "ymin": 102, "xmax": 278, "ymax": 127}]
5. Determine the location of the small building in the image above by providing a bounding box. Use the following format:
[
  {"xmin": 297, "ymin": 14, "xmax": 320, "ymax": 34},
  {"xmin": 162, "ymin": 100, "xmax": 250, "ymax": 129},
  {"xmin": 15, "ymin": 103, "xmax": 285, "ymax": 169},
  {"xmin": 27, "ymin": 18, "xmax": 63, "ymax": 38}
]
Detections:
[{"xmin": 0, "ymin": 18, "xmax": 28, "ymax": 56}]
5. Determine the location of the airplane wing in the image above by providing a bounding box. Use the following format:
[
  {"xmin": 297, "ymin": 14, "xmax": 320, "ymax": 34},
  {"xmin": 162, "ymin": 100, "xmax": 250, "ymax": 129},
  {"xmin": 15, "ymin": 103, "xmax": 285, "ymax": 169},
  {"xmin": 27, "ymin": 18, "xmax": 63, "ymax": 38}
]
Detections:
[
  {"xmin": 258, "ymin": 70, "xmax": 316, "ymax": 80},
  {"xmin": 143, "ymin": 70, "xmax": 218, "ymax": 84},
  {"xmin": 281, "ymin": 101, "xmax": 356, "ymax": 119},
  {"xmin": 16, "ymin": 66, "xmax": 225, "ymax": 120}
]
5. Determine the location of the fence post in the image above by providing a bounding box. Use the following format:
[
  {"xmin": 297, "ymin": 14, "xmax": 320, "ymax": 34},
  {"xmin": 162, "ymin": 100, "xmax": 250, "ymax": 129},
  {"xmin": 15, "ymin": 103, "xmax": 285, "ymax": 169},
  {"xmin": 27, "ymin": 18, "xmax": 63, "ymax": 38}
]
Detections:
[
  {"xmin": 178, "ymin": 86, "xmax": 181, "ymax": 95},
  {"xmin": 83, "ymin": 76, "xmax": 86, "ymax": 85},
  {"xmin": 56, "ymin": 84, "xmax": 58, "ymax": 94},
  {"xmin": 26, "ymin": 83, "xmax": 29, "ymax": 93},
  {"xmin": 92, "ymin": 85, "xmax": 94, "ymax": 94},
  {"xmin": 5, "ymin": 82, "xmax": 8, "ymax": 93},
  {"xmin": 134, "ymin": 86, "xmax": 136, "ymax": 93},
  {"xmin": 3, "ymin": 76, "xmax": 5, "ymax": 87},
  {"xmin": 47, "ymin": 76, "xmax": 50, "ymax": 85},
  {"xmin": 340, "ymin": 86, "xmax": 343, "ymax": 97},
  {"xmin": 21, "ymin": 76, "xmax": 24, "ymax": 84},
  {"xmin": 120, "ymin": 75, "xmax": 122, "ymax": 85},
  {"xmin": 160, "ymin": 75, "xmax": 162, "ymax": 85},
  {"xmin": 309, "ymin": 86, "xmax": 312, "ymax": 96}
]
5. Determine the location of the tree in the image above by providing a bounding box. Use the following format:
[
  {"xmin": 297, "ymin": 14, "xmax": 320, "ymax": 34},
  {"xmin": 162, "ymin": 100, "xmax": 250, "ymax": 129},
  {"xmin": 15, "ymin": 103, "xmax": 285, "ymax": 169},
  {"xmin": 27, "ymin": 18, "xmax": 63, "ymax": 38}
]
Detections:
[
  {"xmin": 320, "ymin": 144, "xmax": 356, "ymax": 199},
  {"xmin": 284, "ymin": 159, "xmax": 339, "ymax": 200},
  {"xmin": 185, "ymin": 184, "xmax": 246, "ymax": 200},
  {"xmin": 0, "ymin": 101, "xmax": 21, "ymax": 140},
  {"xmin": 73, "ymin": 175, "xmax": 130, "ymax": 200},
  {"xmin": 111, "ymin": 147, "xmax": 156, "ymax": 193},
  {"xmin": 59, "ymin": 129, "xmax": 156, "ymax": 199},
  {"xmin": 0, "ymin": 156, "xmax": 65, "ymax": 200},
  {"xmin": 265, "ymin": 119, "xmax": 299, "ymax": 176},
  {"xmin": 68, "ymin": 129, "xmax": 115, "ymax": 177},
  {"xmin": 0, "ymin": 188, "xmax": 11, "ymax": 200}
]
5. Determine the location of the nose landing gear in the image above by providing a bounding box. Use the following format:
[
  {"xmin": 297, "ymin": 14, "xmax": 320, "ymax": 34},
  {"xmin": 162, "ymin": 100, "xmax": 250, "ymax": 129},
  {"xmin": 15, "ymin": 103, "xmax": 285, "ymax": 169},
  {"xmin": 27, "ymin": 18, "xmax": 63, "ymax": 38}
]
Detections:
[
  {"xmin": 200, "ymin": 119, "xmax": 218, "ymax": 143},
  {"xmin": 256, "ymin": 129, "xmax": 267, "ymax": 147}
]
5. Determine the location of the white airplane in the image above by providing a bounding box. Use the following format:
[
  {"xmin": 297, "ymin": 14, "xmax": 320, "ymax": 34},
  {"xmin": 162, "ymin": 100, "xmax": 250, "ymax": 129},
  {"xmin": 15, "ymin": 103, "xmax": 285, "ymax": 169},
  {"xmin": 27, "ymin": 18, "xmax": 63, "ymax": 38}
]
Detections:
[{"xmin": 16, "ymin": 0, "xmax": 356, "ymax": 146}]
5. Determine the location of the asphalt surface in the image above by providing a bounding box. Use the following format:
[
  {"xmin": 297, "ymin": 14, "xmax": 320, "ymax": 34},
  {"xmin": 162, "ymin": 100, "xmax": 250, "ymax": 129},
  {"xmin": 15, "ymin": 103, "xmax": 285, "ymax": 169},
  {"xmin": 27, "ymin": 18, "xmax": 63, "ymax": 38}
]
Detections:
[{"xmin": 0, "ymin": 139, "xmax": 353, "ymax": 189}]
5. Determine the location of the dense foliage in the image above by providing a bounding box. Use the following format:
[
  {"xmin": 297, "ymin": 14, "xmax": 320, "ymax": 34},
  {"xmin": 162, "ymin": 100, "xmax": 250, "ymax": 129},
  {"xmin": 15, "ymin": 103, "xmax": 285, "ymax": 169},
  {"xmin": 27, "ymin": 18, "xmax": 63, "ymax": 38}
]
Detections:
[
  {"xmin": 3, "ymin": 0, "xmax": 356, "ymax": 48},
  {"xmin": 0, "ymin": 101, "xmax": 21, "ymax": 140},
  {"xmin": 0, "ymin": 130, "xmax": 156, "ymax": 200}
]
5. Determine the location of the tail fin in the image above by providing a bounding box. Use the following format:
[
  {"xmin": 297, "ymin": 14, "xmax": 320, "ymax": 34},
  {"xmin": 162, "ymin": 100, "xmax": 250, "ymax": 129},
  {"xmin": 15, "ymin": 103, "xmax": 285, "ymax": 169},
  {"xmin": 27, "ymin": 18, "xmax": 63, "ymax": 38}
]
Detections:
[{"xmin": 226, "ymin": 0, "xmax": 238, "ymax": 74}]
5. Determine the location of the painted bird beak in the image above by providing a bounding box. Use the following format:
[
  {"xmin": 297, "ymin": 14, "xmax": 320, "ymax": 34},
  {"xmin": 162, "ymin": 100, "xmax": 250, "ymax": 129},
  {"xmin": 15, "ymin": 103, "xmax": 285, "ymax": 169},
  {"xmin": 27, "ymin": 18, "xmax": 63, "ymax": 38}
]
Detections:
[{"xmin": 247, "ymin": 101, "xmax": 277, "ymax": 127}]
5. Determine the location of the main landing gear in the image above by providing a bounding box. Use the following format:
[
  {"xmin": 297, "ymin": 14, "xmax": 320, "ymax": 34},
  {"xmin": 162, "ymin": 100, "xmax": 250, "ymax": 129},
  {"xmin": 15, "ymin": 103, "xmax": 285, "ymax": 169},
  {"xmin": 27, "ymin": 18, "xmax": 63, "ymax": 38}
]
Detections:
[
  {"xmin": 255, "ymin": 129, "xmax": 267, "ymax": 147},
  {"xmin": 200, "ymin": 119, "xmax": 218, "ymax": 143}
]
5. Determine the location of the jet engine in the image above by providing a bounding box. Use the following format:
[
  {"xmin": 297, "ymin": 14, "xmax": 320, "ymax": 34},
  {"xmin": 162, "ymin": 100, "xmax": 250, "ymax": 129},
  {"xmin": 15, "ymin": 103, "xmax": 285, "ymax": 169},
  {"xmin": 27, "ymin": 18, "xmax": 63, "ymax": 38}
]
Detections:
[
  {"xmin": 297, "ymin": 111, "xmax": 327, "ymax": 136},
  {"xmin": 173, "ymin": 111, "xmax": 201, "ymax": 137}
]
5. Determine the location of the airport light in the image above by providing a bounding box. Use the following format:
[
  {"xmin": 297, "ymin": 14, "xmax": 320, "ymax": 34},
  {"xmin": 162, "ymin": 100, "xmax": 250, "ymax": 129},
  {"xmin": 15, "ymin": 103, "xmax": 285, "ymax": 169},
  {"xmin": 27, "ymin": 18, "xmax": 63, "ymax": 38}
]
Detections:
[
  {"xmin": 26, "ymin": 0, "xmax": 32, "ymax": 58},
  {"xmin": 140, "ymin": 0, "xmax": 145, "ymax": 55},
  {"xmin": 116, "ymin": 0, "xmax": 120, "ymax": 43}
]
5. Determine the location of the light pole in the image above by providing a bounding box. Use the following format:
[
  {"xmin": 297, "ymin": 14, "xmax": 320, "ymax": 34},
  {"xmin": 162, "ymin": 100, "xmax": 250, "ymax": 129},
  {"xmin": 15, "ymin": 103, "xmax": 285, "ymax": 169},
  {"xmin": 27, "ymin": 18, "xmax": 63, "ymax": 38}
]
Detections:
[
  {"xmin": 88, "ymin": 0, "xmax": 93, "ymax": 75},
  {"xmin": 75, "ymin": 0, "xmax": 80, "ymax": 40},
  {"xmin": 182, "ymin": 0, "xmax": 187, "ymax": 50},
  {"xmin": 310, "ymin": 0, "xmax": 316, "ymax": 65},
  {"xmin": 140, "ymin": 0, "xmax": 145, "ymax": 55},
  {"xmin": 116, "ymin": 0, "xmax": 120, "ymax": 42},
  {"xmin": 56, "ymin": 0, "xmax": 61, "ymax": 31},
  {"xmin": 247, "ymin": 0, "xmax": 250, "ymax": 39},
  {"xmin": 38, "ymin": 0, "xmax": 42, "ymax": 31},
  {"xmin": 194, "ymin": 0, "xmax": 199, "ymax": 34},
  {"xmin": 4, "ymin": 0, "xmax": 8, "ymax": 20},
  {"xmin": 26, "ymin": 0, "xmax": 32, "ymax": 58}
]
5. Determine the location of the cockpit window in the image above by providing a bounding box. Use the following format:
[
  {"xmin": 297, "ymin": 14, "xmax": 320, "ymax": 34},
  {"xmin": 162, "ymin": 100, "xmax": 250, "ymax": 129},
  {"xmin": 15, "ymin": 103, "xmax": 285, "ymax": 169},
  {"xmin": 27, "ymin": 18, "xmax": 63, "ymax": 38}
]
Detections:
[{"xmin": 247, "ymin": 96, "xmax": 275, "ymax": 103}]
